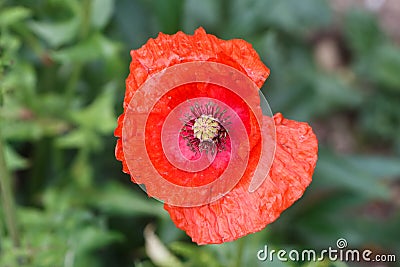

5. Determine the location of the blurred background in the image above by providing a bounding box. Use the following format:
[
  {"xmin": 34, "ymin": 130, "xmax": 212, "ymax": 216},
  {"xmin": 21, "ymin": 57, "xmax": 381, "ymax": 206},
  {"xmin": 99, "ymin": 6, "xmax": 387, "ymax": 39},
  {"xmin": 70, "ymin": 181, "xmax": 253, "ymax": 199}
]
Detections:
[{"xmin": 0, "ymin": 0, "xmax": 399, "ymax": 266}]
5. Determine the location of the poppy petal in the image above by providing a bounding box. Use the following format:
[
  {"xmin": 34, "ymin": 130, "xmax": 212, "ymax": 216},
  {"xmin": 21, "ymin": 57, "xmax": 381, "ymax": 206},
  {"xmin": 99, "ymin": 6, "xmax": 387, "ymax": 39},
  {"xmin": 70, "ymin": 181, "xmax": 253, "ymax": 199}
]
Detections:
[
  {"xmin": 115, "ymin": 28, "xmax": 269, "ymax": 177},
  {"xmin": 164, "ymin": 113, "xmax": 318, "ymax": 244},
  {"xmin": 115, "ymin": 28, "xmax": 318, "ymax": 244}
]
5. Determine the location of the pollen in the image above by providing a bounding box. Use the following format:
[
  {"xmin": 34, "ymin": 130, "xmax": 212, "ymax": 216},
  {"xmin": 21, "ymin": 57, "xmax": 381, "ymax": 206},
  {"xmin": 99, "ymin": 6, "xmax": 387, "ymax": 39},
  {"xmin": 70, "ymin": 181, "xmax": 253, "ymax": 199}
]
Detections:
[
  {"xmin": 193, "ymin": 115, "xmax": 220, "ymax": 142},
  {"xmin": 180, "ymin": 101, "xmax": 229, "ymax": 155}
]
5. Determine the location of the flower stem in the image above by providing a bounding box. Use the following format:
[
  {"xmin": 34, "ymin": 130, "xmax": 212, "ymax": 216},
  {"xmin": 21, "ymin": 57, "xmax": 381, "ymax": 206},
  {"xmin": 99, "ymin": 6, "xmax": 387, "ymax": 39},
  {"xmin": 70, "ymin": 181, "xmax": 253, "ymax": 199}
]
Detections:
[
  {"xmin": 0, "ymin": 137, "xmax": 20, "ymax": 248},
  {"xmin": 235, "ymin": 237, "xmax": 245, "ymax": 267}
]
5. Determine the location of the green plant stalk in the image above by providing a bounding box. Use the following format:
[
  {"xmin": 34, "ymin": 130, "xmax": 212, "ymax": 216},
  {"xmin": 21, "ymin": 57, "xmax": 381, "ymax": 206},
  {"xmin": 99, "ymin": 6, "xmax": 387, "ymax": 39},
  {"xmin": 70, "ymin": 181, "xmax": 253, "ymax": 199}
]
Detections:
[
  {"xmin": 235, "ymin": 237, "xmax": 245, "ymax": 267},
  {"xmin": 0, "ymin": 137, "xmax": 20, "ymax": 247},
  {"xmin": 0, "ymin": 49, "xmax": 20, "ymax": 248},
  {"xmin": 80, "ymin": 0, "xmax": 92, "ymax": 39},
  {"xmin": 65, "ymin": 0, "xmax": 91, "ymax": 104}
]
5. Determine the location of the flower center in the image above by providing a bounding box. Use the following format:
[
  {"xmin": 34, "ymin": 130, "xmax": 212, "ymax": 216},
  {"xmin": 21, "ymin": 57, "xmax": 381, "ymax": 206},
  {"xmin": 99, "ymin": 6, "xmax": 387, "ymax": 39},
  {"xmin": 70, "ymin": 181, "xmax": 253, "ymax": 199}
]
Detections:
[
  {"xmin": 193, "ymin": 115, "xmax": 220, "ymax": 142},
  {"xmin": 180, "ymin": 101, "xmax": 229, "ymax": 155}
]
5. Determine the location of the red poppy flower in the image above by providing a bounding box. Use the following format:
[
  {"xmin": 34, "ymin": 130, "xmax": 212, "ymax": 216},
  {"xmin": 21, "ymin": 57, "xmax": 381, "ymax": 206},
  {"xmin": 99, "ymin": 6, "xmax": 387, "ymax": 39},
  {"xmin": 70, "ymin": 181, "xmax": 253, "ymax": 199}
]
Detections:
[{"xmin": 115, "ymin": 28, "xmax": 318, "ymax": 244}]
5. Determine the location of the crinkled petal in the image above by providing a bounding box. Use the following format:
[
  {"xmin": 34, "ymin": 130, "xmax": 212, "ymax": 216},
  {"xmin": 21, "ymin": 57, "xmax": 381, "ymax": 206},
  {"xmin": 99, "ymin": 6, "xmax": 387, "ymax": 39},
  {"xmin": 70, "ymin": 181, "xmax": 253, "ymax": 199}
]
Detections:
[
  {"xmin": 115, "ymin": 28, "xmax": 269, "ymax": 176},
  {"xmin": 114, "ymin": 28, "xmax": 318, "ymax": 245},
  {"xmin": 164, "ymin": 113, "xmax": 318, "ymax": 244}
]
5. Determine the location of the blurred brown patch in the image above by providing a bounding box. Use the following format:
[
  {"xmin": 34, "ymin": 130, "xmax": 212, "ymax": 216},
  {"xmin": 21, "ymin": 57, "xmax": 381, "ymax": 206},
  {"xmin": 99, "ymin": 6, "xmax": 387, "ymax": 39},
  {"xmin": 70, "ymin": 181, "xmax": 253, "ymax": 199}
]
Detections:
[{"xmin": 331, "ymin": 0, "xmax": 400, "ymax": 43}]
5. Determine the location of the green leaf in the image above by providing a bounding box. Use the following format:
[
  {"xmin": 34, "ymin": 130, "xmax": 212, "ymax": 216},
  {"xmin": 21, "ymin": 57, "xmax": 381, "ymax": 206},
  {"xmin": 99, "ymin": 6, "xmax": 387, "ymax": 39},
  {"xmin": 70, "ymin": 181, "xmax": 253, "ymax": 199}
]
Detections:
[
  {"xmin": 315, "ymin": 149, "xmax": 390, "ymax": 199},
  {"xmin": 90, "ymin": 182, "xmax": 167, "ymax": 218},
  {"xmin": 113, "ymin": 0, "xmax": 158, "ymax": 48},
  {"xmin": 29, "ymin": 19, "xmax": 80, "ymax": 48},
  {"xmin": 91, "ymin": 0, "xmax": 115, "ymax": 30},
  {"xmin": 1, "ymin": 116, "xmax": 68, "ymax": 141},
  {"xmin": 260, "ymin": 0, "xmax": 332, "ymax": 33},
  {"xmin": 3, "ymin": 144, "xmax": 29, "ymax": 170},
  {"xmin": 170, "ymin": 242, "xmax": 223, "ymax": 267},
  {"xmin": 229, "ymin": 0, "xmax": 331, "ymax": 36},
  {"xmin": 70, "ymin": 82, "xmax": 117, "ymax": 133},
  {"xmin": 360, "ymin": 94, "xmax": 400, "ymax": 143},
  {"xmin": 372, "ymin": 44, "xmax": 400, "ymax": 90},
  {"xmin": 1, "ymin": 62, "xmax": 36, "ymax": 106},
  {"xmin": 310, "ymin": 73, "xmax": 363, "ymax": 115},
  {"xmin": 71, "ymin": 150, "xmax": 94, "ymax": 187},
  {"xmin": 51, "ymin": 33, "xmax": 120, "ymax": 63},
  {"xmin": 344, "ymin": 9, "xmax": 384, "ymax": 55},
  {"xmin": 149, "ymin": 0, "xmax": 184, "ymax": 34},
  {"xmin": 72, "ymin": 226, "xmax": 122, "ymax": 253},
  {"xmin": 135, "ymin": 261, "xmax": 157, "ymax": 267},
  {"xmin": 56, "ymin": 84, "xmax": 116, "ymax": 151},
  {"xmin": 183, "ymin": 0, "xmax": 221, "ymax": 32},
  {"xmin": 0, "ymin": 6, "xmax": 31, "ymax": 26},
  {"xmin": 1, "ymin": 120, "xmax": 44, "ymax": 141},
  {"xmin": 27, "ymin": 0, "xmax": 81, "ymax": 48},
  {"xmin": 56, "ymin": 129, "xmax": 89, "ymax": 148},
  {"xmin": 346, "ymin": 155, "xmax": 400, "ymax": 179}
]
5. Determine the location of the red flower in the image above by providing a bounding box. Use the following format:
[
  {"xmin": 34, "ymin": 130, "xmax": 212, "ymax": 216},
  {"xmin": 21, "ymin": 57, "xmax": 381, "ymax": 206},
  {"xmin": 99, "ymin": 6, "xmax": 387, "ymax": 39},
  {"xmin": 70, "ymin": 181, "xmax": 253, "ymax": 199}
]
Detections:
[{"xmin": 115, "ymin": 28, "xmax": 318, "ymax": 244}]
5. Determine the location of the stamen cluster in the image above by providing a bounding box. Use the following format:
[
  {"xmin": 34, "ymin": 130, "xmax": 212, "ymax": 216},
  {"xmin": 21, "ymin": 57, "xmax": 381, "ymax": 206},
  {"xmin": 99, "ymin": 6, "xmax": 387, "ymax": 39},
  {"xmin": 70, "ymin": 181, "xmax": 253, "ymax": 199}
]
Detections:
[{"xmin": 180, "ymin": 102, "xmax": 229, "ymax": 155}]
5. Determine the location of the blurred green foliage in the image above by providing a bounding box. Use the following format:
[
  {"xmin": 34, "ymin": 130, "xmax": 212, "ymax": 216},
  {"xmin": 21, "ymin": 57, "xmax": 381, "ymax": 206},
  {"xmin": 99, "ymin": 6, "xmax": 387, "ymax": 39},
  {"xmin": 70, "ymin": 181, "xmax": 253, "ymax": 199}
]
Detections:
[{"xmin": 0, "ymin": 0, "xmax": 399, "ymax": 266}]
